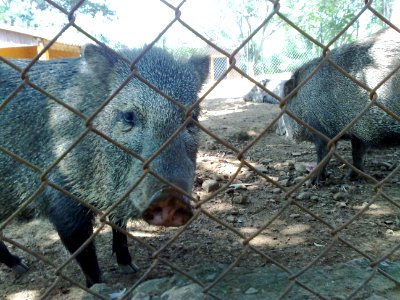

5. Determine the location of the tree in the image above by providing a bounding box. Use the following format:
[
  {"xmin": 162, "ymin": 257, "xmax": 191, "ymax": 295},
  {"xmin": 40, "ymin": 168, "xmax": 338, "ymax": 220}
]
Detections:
[
  {"xmin": 227, "ymin": 0, "xmax": 275, "ymax": 75},
  {"xmin": 0, "ymin": 0, "xmax": 115, "ymax": 28},
  {"xmin": 267, "ymin": 0, "xmax": 395, "ymax": 72}
]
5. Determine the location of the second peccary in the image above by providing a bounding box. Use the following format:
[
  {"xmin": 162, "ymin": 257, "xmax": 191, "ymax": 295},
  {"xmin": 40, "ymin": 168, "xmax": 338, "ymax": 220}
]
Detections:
[
  {"xmin": 280, "ymin": 28, "xmax": 400, "ymax": 184},
  {"xmin": 0, "ymin": 45, "xmax": 209, "ymax": 286},
  {"xmin": 243, "ymin": 77, "xmax": 287, "ymax": 104}
]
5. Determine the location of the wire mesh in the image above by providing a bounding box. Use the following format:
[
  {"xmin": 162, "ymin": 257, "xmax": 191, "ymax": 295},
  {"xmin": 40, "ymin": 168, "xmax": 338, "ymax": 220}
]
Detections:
[{"xmin": 0, "ymin": 0, "xmax": 399, "ymax": 299}]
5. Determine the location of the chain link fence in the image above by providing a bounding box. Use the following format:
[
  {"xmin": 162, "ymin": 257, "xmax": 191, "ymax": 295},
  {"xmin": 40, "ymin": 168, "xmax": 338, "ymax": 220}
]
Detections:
[{"xmin": 1, "ymin": 0, "xmax": 400, "ymax": 299}]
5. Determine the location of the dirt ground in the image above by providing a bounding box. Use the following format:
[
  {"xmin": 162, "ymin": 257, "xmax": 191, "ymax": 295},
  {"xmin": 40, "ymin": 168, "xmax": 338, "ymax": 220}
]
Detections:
[{"xmin": 1, "ymin": 79, "xmax": 400, "ymax": 299}]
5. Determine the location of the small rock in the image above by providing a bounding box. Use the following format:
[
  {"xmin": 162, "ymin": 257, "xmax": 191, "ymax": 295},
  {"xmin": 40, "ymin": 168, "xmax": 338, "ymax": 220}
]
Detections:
[
  {"xmin": 234, "ymin": 131, "xmax": 252, "ymax": 142},
  {"xmin": 205, "ymin": 273, "xmax": 218, "ymax": 281},
  {"xmin": 82, "ymin": 283, "xmax": 126, "ymax": 300},
  {"xmin": 230, "ymin": 208, "xmax": 239, "ymax": 215},
  {"xmin": 252, "ymin": 164, "xmax": 268, "ymax": 173},
  {"xmin": 205, "ymin": 140, "xmax": 218, "ymax": 150},
  {"xmin": 278, "ymin": 171, "xmax": 286, "ymax": 177},
  {"xmin": 272, "ymin": 188, "xmax": 282, "ymax": 194},
  {"xmin": 293, "ymin": 176, "xmax": 306, "ymax": 184},
  {"xmin": 260, "ymin": 158, "xmax": 273, "ymax": 164},
  {"xmin": 304, "ymin": 179, "xmax": 313, "ymax": 188},
  {"xmin": 294, "ymin": 162, "xmax": 307, "ymax": 174},
  {"xmin": 232, "ymin": 194, "xmax": 249, "ymax": 205},
  {"xmin": 161, "ymin": 284, "xmax": 204, "ymax": 300},
  {"xmin": 195, "ymin": 176, "xmax": 204, "ymax": 185},
  {"xmin": 286, "ymin": 160, "xmax": 295, "ymax": 170},
  {"xmin": 339, "ymin": 184, "xmax": 355, "ymax": 193},
  {"xmin": 228, "ymin": 183, "xmax": 252, "ymax": 191},
  {"xmin": 296, "ymin": 191, "xmax": 311, "ymax": 201},
  {"xmin": 380, "ymin": 161, "xmax": 393, "ymax": 171},
  {"xmin": 239, "ymin": 171, "xmax": 253, "ymax": 180},
  {"xmin": 202, "ymin": 179, "xmax": 220, "ymax": 193},
  {"xmin": 337, "ymin": 202, "xmax": 347, "ymax": 208},
  {"xmin": 244, "ymin": 287, "xmax": 258, "ymax": 295},
  {"xmin": 129, "ymin": 278, "xmax": 166, "ymax": 299},
  {"xmin": 226, "ymin": 215, "xmax": 235, "ymax": 222},
  {"xmin": 386, "ymin": 229, "xmax": 394, "ymax": 235},
  {"xmin": 210, "ymin": 173, "xmax": 222, "ymax": 181},
  {"xmin": 279, "ymin": 179, "xmax": 290, "ymax": 187},
  {"xmin": 366, "ymin": 294, "xmax": 391, "ymax": 300},
  {"xmin": 272, "ymin": 163, "xmax": 286, "ymax": 171},
  {"xmin": 267, "ymin": 176, "xmax": 279, "ymax": 182},
  {"xmin": 333, "ymin": 192, "xmax": 348, "ymax": 201}
]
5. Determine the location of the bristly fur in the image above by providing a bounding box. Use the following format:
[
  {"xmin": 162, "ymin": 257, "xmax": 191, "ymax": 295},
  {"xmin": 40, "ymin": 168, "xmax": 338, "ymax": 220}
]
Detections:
[
  {"xmin": 0, "ymin": 45, "xmax": 209, "ymax": 285},
  {"xmin": 281, "ymin": 27, "xmax": 400, "ymax": 183}
]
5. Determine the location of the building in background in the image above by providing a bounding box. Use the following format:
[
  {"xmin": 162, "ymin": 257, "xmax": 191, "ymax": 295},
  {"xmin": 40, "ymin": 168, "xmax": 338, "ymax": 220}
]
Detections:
[{"xmin": 0, "ymin": 24, "xmax": 82, "ymax": 60}]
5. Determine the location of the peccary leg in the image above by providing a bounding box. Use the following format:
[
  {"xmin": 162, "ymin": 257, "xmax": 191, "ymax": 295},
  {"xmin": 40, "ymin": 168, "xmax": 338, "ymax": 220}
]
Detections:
[
  {"xmin": 112, "ymin": 225, "xmax": 139, "ymax": 273},
  {"xmin": 47, "ymin": 197, "xmax": 101, "ymax": 287},
  {"xmin": 0, "ymin": 241, "xmax": 29, "ymax": 274},
  {"xmin": 349, "ymin": 138, "xmax": 367, "ymax": 180},
  {"xmin": 313, "ymin": 139, "xmax": 330, "ymax": 184}
]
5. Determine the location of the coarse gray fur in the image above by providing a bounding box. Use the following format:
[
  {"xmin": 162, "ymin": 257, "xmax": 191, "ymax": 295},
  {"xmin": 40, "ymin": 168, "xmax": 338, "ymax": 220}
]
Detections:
[
  {"xmin": 281, "ymin": 27, "xmax": 400, "ymax": 183},
  {"xmin": 0, "ymin": 44, "xmax": 209, "ymax": 285},
  {"xmin": 0, "ymin": 44, "xmax": 209, "ymax": 225}
]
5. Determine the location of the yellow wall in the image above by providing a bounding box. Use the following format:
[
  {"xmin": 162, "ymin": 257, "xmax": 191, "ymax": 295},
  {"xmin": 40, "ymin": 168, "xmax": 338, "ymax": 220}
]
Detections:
[
  {"xmin": 0, "ymin": 46, "xmax": 38, "ymax": 59},
  {"xmin": 0, "ymin": 45, "xmax": 81, "ymax": 60},
  {"xmin": 48, "ymin": 48, "xmax": 80, "ymax": 59}
]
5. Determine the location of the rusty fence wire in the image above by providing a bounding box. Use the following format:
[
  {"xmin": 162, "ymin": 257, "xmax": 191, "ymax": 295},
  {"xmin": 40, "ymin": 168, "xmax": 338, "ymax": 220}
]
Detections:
[{"xmin": 1, "ymin": 0, "xmax": 400, "ymax": 299}]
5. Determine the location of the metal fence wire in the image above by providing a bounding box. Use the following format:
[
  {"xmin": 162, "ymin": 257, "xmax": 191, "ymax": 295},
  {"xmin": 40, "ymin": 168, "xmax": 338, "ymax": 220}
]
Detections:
[{"xmin": 1, "ymin": 0, "xmax": 400, "ymax": 299}]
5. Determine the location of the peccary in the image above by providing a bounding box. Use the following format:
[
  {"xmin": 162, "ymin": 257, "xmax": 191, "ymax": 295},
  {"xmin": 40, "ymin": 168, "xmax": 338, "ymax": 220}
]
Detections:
[
  {"xmin": 243, "ymin": 76, "xmax": 289, "ymax": 135},
  {"xmin": 280, "ymin": 27, "xmax": 400, "ymax": 184},
  {"xmin": 243, "ymin": 75, "xmax": 291, "ymax": 104},
  {"xmin": 0, "ymin": 45, "xmax": 209, "ymax": 286}
]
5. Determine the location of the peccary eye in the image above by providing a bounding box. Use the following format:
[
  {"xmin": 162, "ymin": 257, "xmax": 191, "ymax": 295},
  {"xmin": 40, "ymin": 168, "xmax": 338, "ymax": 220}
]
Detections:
[
  {"xmin": 122, "ymin": 111, "xmax": 136, "ymax": 126},
  {"xmin": 187, "ymin": 114, "xmax": 198, "ymax": 129}
]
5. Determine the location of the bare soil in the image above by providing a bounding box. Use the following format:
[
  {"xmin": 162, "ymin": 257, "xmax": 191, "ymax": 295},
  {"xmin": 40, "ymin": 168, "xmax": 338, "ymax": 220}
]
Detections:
[{"xmin": 1, "ymin": 79, "xmax": 400, "ymax": 299}]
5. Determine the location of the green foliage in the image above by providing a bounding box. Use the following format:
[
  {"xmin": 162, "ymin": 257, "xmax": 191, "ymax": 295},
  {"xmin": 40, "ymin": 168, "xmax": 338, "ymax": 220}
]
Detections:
[
  {"xmin": 1, "ymin": 0, "xmax": 395, "ymax": 76},
  {"xmin": 0, "ymin": 0, "xmax": 114, "ymax": 27},
  {"xmin": 203, "ymin": 0, "xmax": 395, "ymax": 75},
  {"xmin": 281, "ymin": 0, "xmax": 393, "ymax": 46},
  {"xmin": 51, "ymin": 0, "xmax": 115, "ymax": 17}
]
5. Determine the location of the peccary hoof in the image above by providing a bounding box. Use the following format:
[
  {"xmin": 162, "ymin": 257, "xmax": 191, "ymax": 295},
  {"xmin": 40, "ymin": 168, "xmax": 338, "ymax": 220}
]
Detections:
[
  {"xmin": 118, "ymin": 262, "xmax": 139, "ymax": 274},
  {"xmin": 12, "ymin": 260, "xmax": 29, "ymax": 276},
  {"xmin": 346, "ymin": 170, "xmax": 367, "ymax": 182},
  {"xmin": 311, "ymin": 172, "xmax": 329, "ymax": 186},
  {"xmin": 348, "ymin": 170, "xmax": 361, "ymax": 181}
]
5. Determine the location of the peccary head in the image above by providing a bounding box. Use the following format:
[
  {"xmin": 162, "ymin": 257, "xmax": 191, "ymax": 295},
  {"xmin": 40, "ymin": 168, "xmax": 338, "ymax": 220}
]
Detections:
[
  {"xmin": 243, "ymin": 79, "xmax": 271, "ymax": 103},
  {"xmin": 52, "ymin": 45, "xmax": 209, "ymax": 227},
  {"xmin": 244, "ymin": 76, "xmax": 290, "ymax": 104},
  {"xmin": 277, "ymin": 74, "xmax": 300, "ymax": 139}
]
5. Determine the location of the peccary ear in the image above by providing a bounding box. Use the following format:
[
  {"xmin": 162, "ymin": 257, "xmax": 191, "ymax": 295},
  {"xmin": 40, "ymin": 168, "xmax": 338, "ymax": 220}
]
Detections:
[
  {"xmin": 82, "ymin": 44, "xmax": 120, "ymax": 75},
  {"xmin": 284, "ymin": 78, "xmax": 296, "ymax": 97},
  {"xmin": 262, "ymin": 79, "xmax": 270, "ymax": 87},
  {"xmin": 188, "ymin": 55, "xmax": 210, "ymax": 88}
]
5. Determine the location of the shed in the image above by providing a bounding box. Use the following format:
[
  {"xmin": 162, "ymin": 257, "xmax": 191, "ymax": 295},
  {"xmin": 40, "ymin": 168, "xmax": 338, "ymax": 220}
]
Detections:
[
  {"xmin": 204, "ymin": 44, "xmax": 244, "ymax": 81},
  {"xmin": 0, "ymin": 24, "xmax": 82, "ymax": 60}
]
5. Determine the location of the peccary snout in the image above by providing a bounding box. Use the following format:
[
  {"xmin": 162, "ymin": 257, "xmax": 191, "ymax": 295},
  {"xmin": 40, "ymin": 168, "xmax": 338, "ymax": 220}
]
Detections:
[{"xmin": 143, "ymin": 187, "xmax": 193, "ymax": 227}]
